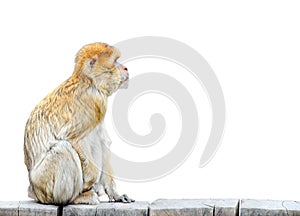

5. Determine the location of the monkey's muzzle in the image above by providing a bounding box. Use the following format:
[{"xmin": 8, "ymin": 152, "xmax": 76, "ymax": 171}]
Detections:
[
  {"xmin": 116, "ymin": 63, "xmax": 129, "ymax": 89},
  {"xmin": 120, "ymin": 76, "xmax": 129, "ymax": 89}
]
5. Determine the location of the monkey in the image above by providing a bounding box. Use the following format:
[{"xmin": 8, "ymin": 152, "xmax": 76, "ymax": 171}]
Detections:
[{"xmin": 23, "ymin": 42, "xmax": 134, "ymax": 205}]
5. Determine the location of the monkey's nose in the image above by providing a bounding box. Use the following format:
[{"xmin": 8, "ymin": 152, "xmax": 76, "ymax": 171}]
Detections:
[{"xmin": 122, "ymin": 66, "xmax": 129, "ymax": 77}]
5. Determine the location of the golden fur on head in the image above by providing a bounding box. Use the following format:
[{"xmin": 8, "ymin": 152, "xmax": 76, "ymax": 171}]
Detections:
[
  {"xmin": 75, "ymin": 43, "xmax": 120, "ymax": 70},
  {"xmin": 75, "ymin": 43, "xmax": 109, "ymax": 64}
]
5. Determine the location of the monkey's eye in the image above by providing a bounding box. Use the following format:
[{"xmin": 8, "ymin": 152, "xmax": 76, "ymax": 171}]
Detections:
[
  {"xmin": 114, "ymin": 57, "xmax": 120, "ymax": 63},
  {"xmin": 114, "ymin": 61, "xmax": 120, "ymax": 67}
]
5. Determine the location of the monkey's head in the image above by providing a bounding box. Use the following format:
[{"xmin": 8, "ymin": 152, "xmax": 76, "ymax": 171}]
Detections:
[{"xmin": 74, "ymin": 42, "xmax": 129, "ymax": 95}]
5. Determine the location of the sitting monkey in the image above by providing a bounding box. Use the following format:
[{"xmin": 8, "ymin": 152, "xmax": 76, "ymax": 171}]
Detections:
[{"xmin": 24, "ymin": 43, "xmax": 134, "ymax": 205}]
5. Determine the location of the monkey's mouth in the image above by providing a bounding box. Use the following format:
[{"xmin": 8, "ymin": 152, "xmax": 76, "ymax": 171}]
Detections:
[{"xmin": 119, "ymin": 78, "xmax": 129, "ymax": 89}]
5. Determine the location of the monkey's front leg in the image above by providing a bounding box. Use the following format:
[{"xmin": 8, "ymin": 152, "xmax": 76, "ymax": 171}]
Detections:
[
  {"xmin": 100, "ymin": 163, "xmax": 134, "ymax": 203},
  {"xmin": 98, "ymin": 123, "xmax": 134, "ymax": 203}
]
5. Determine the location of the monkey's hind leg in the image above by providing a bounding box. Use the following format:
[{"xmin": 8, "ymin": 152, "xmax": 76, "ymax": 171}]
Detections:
[
  {"xmin": 71, "ymin": 189, "xmax": 100, "ymax": 205},
  {"xmin": 29, "ymin": 141, "xmax": 83, "ymax": 205}
]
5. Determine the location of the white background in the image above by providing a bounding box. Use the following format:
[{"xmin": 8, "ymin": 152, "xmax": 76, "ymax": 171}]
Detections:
[{"xmin": 0, "ymin": 0, "xmax": 300, "ymax": 202}]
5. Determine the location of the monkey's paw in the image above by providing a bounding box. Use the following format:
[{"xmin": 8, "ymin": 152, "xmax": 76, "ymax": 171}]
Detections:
[{"xmin": 112, "ymin": 194, "xmax": 135, "ymax": 203}]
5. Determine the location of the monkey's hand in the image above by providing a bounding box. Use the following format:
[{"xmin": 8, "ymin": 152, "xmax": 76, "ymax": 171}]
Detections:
[
  {"xmin": 104, "ymin": 185, "xmax": 135, "ymax": 203},
  {"xmin": 112, "ymin": 194, "xmax": 135, "ymax": 203}
]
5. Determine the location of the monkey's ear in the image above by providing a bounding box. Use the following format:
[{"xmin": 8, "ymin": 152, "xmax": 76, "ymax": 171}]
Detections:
[{"xmin": 89, "ymin": 57, "xmax": 97, "ymax": 68}]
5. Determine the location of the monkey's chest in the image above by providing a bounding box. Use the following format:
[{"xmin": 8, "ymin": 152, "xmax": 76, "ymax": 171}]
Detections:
[{"xmin": 80, "ymin": 122, "xmax": 106, "ymax": 169}]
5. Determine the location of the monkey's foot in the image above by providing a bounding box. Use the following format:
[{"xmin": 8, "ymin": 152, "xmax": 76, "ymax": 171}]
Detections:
[
  {"xmin": 110, "ymin": 194, "xmax": 135, "ymax": 203},
  {"xmin": 72, "ymin": 190, "xmax": 100, "ymax": 205}
]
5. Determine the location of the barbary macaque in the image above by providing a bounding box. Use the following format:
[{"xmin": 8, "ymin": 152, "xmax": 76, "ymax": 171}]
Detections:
[{"xmin": 24, "ymin": 43, "xmax": 134, "ymax": 205}]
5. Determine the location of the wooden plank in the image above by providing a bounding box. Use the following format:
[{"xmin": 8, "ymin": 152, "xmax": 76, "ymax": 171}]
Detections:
[
  {"xmin": 149, "ymin": 199, "xmax": 239, "ymax": 216},
  {"xmin": 0, "ymin": 201, "xmax": 19, "ymax": 216},
  {"xmin": 203, "ymin": 199, "xmax": 239, "ymax": 216},
  {"xmin": 63, "ymin": 201, "xmax": 149, "ymax": 216},
  {"xmin": 19, "ymin": 201, "xmax": 59, "ymax": 216},
  {"xmin": 149, "ymin": 199, "xmax": 214, "ymax": 216},
  {"xmin": 240, "ymin": 199, "xmax": 300, "ymax": 216}
]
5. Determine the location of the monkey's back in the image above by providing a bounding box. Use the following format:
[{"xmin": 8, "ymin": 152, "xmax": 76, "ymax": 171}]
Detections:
[{"xmin": 24, "ymin": 76, "xmax": 107, "ymax": 171}]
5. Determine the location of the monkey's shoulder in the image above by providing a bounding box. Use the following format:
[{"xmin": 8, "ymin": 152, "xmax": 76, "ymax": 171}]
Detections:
[
  {"xmin": 35, "ymin": 81, "xmax": 106, "ymax": 124},
  {"xmin": 35, "ymin": 78, "xmax": 91, "ymax": 107}
]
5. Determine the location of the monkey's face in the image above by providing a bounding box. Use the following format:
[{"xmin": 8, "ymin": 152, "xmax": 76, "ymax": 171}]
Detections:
[{"xmin": 75, "ymin": 43, "xmax": 129, "ymax": 95}]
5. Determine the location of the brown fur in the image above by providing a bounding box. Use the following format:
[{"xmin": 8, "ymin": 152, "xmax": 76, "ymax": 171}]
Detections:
[{"xmin": 24, "ymin": 43, "xmax": 133, "ymax": 205}]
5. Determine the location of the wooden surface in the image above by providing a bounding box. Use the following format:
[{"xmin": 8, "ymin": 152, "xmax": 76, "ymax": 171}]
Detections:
[{"xmin": 1, "ymin": 199, "xmax": 300, "ymax": 215}]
